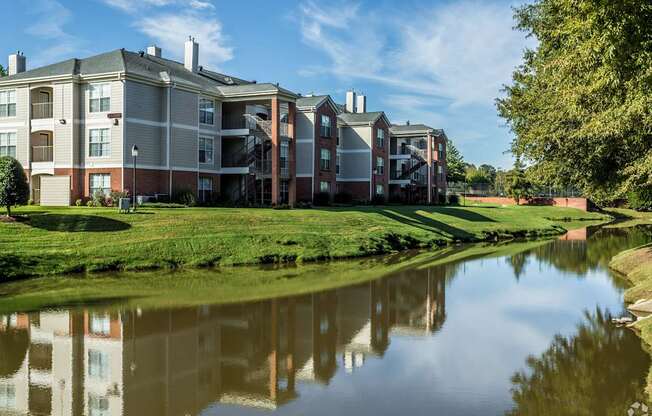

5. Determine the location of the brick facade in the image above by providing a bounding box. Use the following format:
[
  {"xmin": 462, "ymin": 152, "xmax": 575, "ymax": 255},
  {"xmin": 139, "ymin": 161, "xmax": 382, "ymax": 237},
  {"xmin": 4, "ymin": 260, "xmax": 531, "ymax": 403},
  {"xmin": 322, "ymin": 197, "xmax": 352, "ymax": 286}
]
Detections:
[
  {"xmin": 314, "ymin": 102, "xmax": 338, "ymax": 199},
  {"xmin": 371, "ymin": 118, "xmax": 390, "ymax": 198},
  {"xmin": 338, "ymin": 181, "xmax": 370, "ymax": 202}
]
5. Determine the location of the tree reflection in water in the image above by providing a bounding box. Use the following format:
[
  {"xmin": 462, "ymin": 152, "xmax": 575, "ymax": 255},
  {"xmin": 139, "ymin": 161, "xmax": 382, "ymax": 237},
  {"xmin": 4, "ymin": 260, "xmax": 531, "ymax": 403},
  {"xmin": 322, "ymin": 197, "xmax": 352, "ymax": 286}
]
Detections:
[{"xmin": 507, "ymin": 308, "xmax": 650, "ymax": 416}]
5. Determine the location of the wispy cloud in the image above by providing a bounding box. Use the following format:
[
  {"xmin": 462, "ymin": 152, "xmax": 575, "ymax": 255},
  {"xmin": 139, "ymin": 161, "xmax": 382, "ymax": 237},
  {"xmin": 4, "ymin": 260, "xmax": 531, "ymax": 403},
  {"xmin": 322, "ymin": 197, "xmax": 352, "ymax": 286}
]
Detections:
[{"xmin": 25, "ymin": 0, "xmax": 84, "ymax": 66}]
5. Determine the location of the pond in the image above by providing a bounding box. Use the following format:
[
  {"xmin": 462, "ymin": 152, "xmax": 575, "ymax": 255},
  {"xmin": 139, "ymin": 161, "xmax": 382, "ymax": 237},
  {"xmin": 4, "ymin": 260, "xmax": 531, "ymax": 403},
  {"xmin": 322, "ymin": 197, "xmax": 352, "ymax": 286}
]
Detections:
[{"xmin": 1, "ymin": 224, "xmax": 651, "ymax": 415}]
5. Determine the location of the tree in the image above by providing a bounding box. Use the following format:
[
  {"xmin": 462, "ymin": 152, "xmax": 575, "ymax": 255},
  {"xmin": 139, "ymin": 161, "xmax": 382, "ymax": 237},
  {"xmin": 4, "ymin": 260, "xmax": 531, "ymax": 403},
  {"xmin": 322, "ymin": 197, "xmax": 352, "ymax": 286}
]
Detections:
[
  {"xmin": 497, "ymin": 0, "xmax": 652, "ymax": 206},
  {"xmin": 0, "ymin": 157, "xmax": 29, "ymax": 216},
  {"xmin": 0, "ymin": 65, "xmax": 6, "ymax": 77},
  {"xmin": 445, "ymin": 139, "xmax": 465, "ymax": 184},
  {"xmin": 505, "ymin": 159, "xmax": 534, "ymax": 205},
  {"xmin": 478, "ymin": 164, "xmax": 497, "ymax": 187}
]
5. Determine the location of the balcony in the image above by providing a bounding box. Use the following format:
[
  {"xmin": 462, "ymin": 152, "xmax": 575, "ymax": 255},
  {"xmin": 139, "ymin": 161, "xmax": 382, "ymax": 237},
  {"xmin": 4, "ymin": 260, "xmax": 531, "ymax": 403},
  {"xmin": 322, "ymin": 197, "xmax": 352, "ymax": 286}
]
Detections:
[
  {"xmin": 32, "ymin": 145, "xmax": 53, "ymax": 162},
  {"xmin": 32, "ymin": 102, "xmax": 53, "ymax": 120}
]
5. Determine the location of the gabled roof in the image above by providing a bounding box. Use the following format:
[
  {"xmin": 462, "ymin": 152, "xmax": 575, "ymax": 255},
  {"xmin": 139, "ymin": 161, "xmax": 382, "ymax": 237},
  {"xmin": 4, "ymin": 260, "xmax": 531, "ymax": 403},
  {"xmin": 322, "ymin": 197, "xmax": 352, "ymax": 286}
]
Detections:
[
  {"xmin": 296, "ymin": 95, "xmax": 340, "ymax": 114},
  {"xmin": 0, "ymin": 49, "xmax": 298, "ymax": 99},
  {"xmin": 390, "ymin": 123, "xmax": 445, "ymax": 138},
  {"xmin": 338, "ymin": 111, "xmax": 390, "ymax": 127}
]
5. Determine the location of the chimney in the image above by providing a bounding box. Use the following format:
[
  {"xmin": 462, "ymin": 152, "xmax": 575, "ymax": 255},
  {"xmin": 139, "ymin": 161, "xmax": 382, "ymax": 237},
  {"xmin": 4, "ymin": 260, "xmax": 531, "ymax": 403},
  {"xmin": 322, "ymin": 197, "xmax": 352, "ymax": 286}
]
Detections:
[
  {"xmin": 184, "ymin": 36, "xmax": 199, "ymax": 73},
  {"xmin": 8, "ymin": 52, "xmax": 26, "ymax": 76},
  {"xmin": 146, "ymin": 45, "xmax": 161, "ymax": 58},
  {"xmin": 345, "ymin": 89, "xmax": 356, "ymax": 113},
  {"xmin": 355, "ymin": 94, "xmax": 367, "ymax": 113}
]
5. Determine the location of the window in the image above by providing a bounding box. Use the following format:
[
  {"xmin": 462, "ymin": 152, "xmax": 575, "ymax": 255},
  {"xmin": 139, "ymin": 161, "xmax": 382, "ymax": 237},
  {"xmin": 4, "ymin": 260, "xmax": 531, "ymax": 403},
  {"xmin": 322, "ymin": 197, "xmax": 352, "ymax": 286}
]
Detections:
[
  {"xmin": 199, "ymin": 98, "xmax": 215, "ymax": 125},
  {"xmin": 320, "ymin": 148, "xmax": 331, "ymax": 171},
  {"xmin": 89, "ymin": 84, "xmax": 110, "ymax": 113},
  {"xmin": 438, "ymin": 142, "xmax": 444, "ymax": 159},
  {"xmin": 336, "ymin": 153, "xmax": 341, "ymax": 175},
  {"xmin": 320, "ymin": 181, "xmax": 330, "ymax": 193},
  {"xmin": 198, "ymin": 177, "xmax": 212, "ymax": 203},
  {"xmin": 0, "ymin": 90, "xmax": 16, "ymax": 118},
  {"xmin": 88, "ymin": 395, "xmax": 109, "ymax": 416},
  {"xmin": 88, "ymin": 350, "xmax": 109, "ymax": 380},
  {"xmin": 90, "ymin": 174, "xmax": 111, "ymax": 196},
  {"xmin": 280, "ymin": 180, "xmax": 289, "ymax": 204},
  {"xmin": 376, "ymin": 184, "xmax": 384, "ymax": 196},
  {"xmin": 199, "ymin": 137, "xmax": 213, "ymax": 164},
  {"xmin": 90, "ymin": 314, "xmax": 111, "ymax": 336},
  {"xmin": 320, "ymin": 114, "xmax": 331, "ymax": 137},
  {"xmin": 0, "ymin": 132, "xmax": 16, "ymax": 157},
  {"xmin": 280, "ymin": 141, "xmax": 289, "ymax": 174},
  {"xmin": 438, "ymin": 164, "xmax": 444, "ymax": 181},
  {"xmin": 0, "ymin": 384, "xmax": 16, "ymax": 409},
  {"xmin": 376, "ymin": 128, "xmax": 385, "ymax": 148},
  {"xmin": 376, "ymin": 157, "xmax": 384, "ymax": 175},
  {"xmin": 89, "ymin": 129, "xmax": 110, "ymax": 157}
]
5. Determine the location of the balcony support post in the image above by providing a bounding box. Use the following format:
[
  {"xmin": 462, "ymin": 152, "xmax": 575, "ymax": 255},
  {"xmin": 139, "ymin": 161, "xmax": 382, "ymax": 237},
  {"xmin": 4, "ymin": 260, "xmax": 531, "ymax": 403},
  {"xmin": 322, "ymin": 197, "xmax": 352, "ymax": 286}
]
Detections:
[
  {"xmin": 271, "ymin": 97, "xmax": 280, "ymax": 205},
  {"xmin": 427, "ymin": 133, "xmax": 433, "ymax": 204},
  {"xmin": 288, "ymin": 101, "xmax": 296, "ymax": 207}
]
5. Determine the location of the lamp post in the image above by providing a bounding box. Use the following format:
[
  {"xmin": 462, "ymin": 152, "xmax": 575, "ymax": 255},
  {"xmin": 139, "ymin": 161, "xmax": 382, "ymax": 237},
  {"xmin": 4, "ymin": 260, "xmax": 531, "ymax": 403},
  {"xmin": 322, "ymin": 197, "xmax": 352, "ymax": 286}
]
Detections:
[{"xmin": 131, "ymin": 145, "xmax": 139, "ymax": 211}]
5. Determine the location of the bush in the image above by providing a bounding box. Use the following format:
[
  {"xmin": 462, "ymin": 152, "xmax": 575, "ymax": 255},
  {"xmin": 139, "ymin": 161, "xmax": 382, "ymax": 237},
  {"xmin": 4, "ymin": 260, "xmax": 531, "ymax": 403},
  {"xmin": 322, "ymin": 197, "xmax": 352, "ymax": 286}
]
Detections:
[
  {"xmin": 628, "ymin": 187, "xmax": 652, "ymax": 211},
  {"xmin": 333, "ymin": 191, "xmax": 353, "ymax": 205},
  {"xmin": 141, "ymin": 202, "xmax": 187, "ymax": 209},
  {"xmin": 0, "ymin": 156, "xmax": 29, "ymax": 216},
  {"xmin": 108, "ymin": 190, "xmax": 129, "ymax": 208},
  {"xmin": 75, "ymin": 199, "xmax": 83, "ymax": 207},
  {"xmin": 173, "ymin": 190, "xmax": 197, "ymax": 207},
  {"xmin": 371, "ymin": 194, "xmax": 386, "ymax": 205},
  {"xmin": 438, "ymin": 193, "xmax": 447, "ymax": 205},
  {"xmin": 313, "ymin": 192, "xmax": 331, "ymax": 206},
  {"xmin": 272, "ymin": 203, "xmax": 291, "ymax": 210},
  {"xmin": 296, "ymin": 201, "xmax": 312, "ymax": 209},
  {"xmin": 86, "ymin": 200, "xmax": 95, "ymax": 207},
  {"xmin": 448, "ymin": 194, "xmax": 460, "ymax": 205},
  {"xmin": 92, "ymin": 190, "xmax": 106, "ymax": 207}
]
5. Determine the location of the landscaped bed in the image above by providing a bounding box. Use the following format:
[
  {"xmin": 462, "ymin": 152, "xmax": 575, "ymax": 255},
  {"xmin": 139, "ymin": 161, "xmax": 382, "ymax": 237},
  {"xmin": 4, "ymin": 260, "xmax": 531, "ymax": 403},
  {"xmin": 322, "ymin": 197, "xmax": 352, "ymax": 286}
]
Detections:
[{"xmin": 0, "ymin": 203, "xmax": 608, "ymax": 280}]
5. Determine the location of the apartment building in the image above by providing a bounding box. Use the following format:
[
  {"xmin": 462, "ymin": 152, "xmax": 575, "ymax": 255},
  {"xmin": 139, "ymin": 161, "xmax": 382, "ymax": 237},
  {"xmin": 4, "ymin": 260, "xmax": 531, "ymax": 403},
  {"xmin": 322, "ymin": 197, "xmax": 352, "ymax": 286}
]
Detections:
[
  {"xmin": 389, "ymin": 123, "xmax": 448, "ymax": 204},
  {"xmin": 0, "ymin": 42, "xmax": 449, "ymax": 206},
  {"xmin": 0, "ymin": 38, "xmax": 298, "ymax": 206}
]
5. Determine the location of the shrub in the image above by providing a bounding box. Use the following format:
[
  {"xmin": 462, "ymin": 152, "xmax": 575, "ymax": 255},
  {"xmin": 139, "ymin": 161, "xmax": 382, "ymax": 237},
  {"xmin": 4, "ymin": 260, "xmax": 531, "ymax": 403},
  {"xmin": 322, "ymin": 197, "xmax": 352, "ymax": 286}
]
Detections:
[
  {"xmin": 86, "ymin": 200, "xmax": 95, "ymax": 207},
  {"xmin": 371, "ymin": 194, "xmax": 386, "ymax": 205},
  {"xmin": 75, "ymin": 199, "xmax": 83, "ymax": 207},
  {"xmin": 272, "ymin": 203, "xmax": 291, "ymax": 210},
  {"xmin": 296, "ymin": 201, "xmax": 312, "ymax": 209},
  {"xmin": 448, "ymin": 194, "xmax": 460, "ymax": 205},
  {"xmin": 0, "ymin": 157, "xmax": 29, "ymax": 216},
  {"xmin": 438, "ymin": 193, "xmax": 447, "ymax": 205},
  {"xmin": 92, "ymin": 190, "xmax": 106, "ymax": 207},
  {"xmin": 628, "ymin": 187, "xmax": 652, "ymax": 211},
  {"xmin": 333, "ymin": 191, "xmax": 353, "ymax": 205},
  {"xmin": 173, "ymin": 190, "xmax": 197, "ymax": 207},
  {"xmin": 313, "ymin": 192, "xmax": 331, "ymax": 206}
]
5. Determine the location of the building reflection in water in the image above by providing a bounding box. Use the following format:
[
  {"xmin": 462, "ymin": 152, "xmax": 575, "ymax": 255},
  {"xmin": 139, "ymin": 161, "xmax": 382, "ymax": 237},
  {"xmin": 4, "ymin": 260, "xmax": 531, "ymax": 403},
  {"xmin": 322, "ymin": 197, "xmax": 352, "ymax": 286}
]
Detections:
[{"xmin": 0, "ymin": 265, "xmax": 448, "ymax": 415}]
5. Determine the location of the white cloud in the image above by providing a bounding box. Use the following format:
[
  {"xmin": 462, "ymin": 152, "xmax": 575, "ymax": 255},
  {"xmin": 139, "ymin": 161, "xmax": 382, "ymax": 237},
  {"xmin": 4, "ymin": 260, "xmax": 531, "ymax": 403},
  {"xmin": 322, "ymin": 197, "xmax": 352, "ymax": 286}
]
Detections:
[
  {"xmin": 25, "ymin": 0, "xmax": 84, "ymax": 66},
  {"xmin": 139, "ymin": 12, "xmax": 233, "ymax": 69},
  {"xmin": 100, "ymin": 0, "xmax": 212, "ymax": 13},
  {"xmin": 189, "ymin": 0, "xmax": 215, "ymax": 10}
]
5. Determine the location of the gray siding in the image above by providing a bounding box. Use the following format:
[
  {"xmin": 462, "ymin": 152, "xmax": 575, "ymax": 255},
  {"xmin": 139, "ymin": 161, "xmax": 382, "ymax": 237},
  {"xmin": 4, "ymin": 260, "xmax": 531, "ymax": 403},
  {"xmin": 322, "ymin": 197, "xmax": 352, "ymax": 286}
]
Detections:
[
  {"xmin": 171, "ymin": 89, "xmax": 198, "ymax": 125},
  {"xmin": 171, "ymin": 127, "xmax": 197, "ymax": 169},
  {"xmin": 339, "ymin": 152, "xmax": 370, "ymax": 180},
  {"xmin": 125, "ymin": 80, "xmax": 165, "ymax": 122},
  {"xmin": 125, "ymin": 122, "xmax": 164, "ymax": 167},
  {"xmin": 340, "ymin": 125, "xmax": 371, "ymax": 151}
]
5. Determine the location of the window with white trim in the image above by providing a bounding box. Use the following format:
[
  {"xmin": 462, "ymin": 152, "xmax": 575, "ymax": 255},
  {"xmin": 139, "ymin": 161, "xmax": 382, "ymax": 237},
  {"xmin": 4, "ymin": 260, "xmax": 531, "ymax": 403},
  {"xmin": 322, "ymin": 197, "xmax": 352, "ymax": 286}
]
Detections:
[
  {"xmin": 199, "ymin": 98, "xmax": 215, "ymax": 125},
  {"xmin": 320, "ymin": 148, "xmax": 331, "ymax": 171},
  {"xmin": 376, "ymin": 184, "xmax": 384, "ymax": 196},
  {"xmin": 89, "ymin": 83, "xmax": 110, "ymax": 113},
  {"xmin": 320, "ymin": 181, "xmax": 330, "ymax": 193},
  {"xmin": 89, "ymin": 129, "xmax": 110, "ymax": 157},
  {"xmin": 0, "ymin": 90, "xmax": 16, "ymax": 118},
  {"xmin": 198, "ymin": 177, "xmax": 212, "ymax": 203},
  {"xmin": 90, "ymin": 314, "xmax": 111, "ymax": 336},
  {"xmin": 0, "ymin": 384, "xmax": 16, "ymax": 409},
  {"xmin": 0, "ymin": 132, "xmax": 17, "ymax": 157},
  {"xmin": 376, "ymin": 128, "xmax": 385, "ymax": 148},
  {"xmin": 89, "ymin": 174, "xmax": 111, "ymax": 196},
  {"xmin": 88, "ymin": 350, "xmax": 109, "ymax": 380},
  {"xmin": 376, "ymin": 157, "xmax": 384, "ymax": 175},
  {"xmin": 199, "ymin": 137, "xmax": 214, "ymax": 164},
  {"xmin": 320, "ymin": 114, "xmax": 331, "ymax": 137}
]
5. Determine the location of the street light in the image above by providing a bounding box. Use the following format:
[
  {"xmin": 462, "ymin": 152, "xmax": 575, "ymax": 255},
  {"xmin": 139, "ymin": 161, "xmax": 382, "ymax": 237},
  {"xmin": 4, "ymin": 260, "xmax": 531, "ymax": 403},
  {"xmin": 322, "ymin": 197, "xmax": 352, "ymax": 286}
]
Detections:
[{"xmin": 131, "ymin": 145, "xmax": 139, "ymax": 210}]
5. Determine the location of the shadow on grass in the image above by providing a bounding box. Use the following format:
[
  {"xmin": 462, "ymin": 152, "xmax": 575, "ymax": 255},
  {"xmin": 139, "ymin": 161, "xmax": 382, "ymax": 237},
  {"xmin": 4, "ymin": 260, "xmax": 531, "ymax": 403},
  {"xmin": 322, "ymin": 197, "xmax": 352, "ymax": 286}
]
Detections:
[
  {"xmin": 434, "ymin": 207, "xmax": 496, "ymax": 223},
  {"xmin": 376, "ymin": 208, "xmax": 476, "ymax": 240},
  {"xmin": 26, "ymin": 214, "xmax": 131, "ymax": 232}
]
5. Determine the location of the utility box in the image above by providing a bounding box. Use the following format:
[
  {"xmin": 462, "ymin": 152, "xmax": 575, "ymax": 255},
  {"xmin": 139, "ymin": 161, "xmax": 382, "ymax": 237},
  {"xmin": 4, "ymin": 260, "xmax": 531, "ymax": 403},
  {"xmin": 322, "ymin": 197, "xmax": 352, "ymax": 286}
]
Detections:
[{"xmin": 118, "ymin": 198, "xmax": 130, "ymax": 213}]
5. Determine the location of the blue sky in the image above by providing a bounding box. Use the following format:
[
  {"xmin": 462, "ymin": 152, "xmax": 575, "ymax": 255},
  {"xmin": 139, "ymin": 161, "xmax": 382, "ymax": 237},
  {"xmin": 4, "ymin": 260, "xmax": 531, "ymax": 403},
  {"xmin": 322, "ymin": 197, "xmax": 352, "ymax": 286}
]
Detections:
[{"xmin": 0, "ymin": 0, "xmax": 534, "ymax": 169}]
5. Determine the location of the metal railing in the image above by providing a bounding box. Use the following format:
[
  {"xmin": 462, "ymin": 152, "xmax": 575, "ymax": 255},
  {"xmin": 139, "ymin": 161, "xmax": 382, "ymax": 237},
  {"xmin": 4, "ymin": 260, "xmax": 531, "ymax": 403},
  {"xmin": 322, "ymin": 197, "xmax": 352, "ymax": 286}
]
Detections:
[
  {"xmin": 32, "ymin": 145, "xmax": 53, "ymax": 162},
  {"xmin": 222, "ymin": 114, "xmax": 257, "ymax": 130},
  {"xmin": 32, "ymin": 102, "xmax": 53, "ymax": 119},
  {"xmin": 400, "ymin": 143, "xmax": 426, "ymax": 161}
]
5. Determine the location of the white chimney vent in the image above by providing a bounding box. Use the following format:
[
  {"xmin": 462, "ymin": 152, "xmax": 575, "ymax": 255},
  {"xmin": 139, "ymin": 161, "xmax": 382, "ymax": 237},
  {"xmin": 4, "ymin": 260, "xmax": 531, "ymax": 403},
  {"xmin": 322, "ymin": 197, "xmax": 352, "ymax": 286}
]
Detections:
[
  {"xmin": 8, "ymin": 52, "xmax": 26, "ymax": 76},
  {"xmin": 146, "ymin": 45, "xmax": 161, "ymax": 58},
  {"xmin": 345, "ymin": 90, "xmax": 356, "ymax": 113},
  {"xmin": 184, "ymin": 36, "xmax": 199, "ymax": 73},
  {"xmin": 356, "ymin": 94, "xmax": 367, "ymax": 113}
]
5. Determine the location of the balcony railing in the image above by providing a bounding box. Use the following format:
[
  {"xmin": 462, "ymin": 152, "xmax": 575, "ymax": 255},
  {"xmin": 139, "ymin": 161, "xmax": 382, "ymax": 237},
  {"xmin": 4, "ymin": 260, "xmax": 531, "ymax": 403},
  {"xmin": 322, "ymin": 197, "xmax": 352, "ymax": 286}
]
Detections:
[
  {"xmin": 400, "ymin": 143, "xmax": 427, "ymax": 161},
  {"xmin": 32, "ymin": 102, "xmax": 53, "ymax": 120},
  {"xmin": 32, "ymin": 146, "xmax": 53, "ymax": 162},
  {"xmin": 222, "ymin": 115, "xmax": 257, "ymax": 130}
]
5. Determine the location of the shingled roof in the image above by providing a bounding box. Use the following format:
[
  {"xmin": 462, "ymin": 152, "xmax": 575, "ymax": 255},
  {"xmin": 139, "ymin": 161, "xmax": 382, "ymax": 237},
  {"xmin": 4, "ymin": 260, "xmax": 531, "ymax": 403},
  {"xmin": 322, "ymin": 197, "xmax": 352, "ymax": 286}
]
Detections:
[{"xmin": 338, "ymin": 111, "xmax": 388, "ymax": 125}]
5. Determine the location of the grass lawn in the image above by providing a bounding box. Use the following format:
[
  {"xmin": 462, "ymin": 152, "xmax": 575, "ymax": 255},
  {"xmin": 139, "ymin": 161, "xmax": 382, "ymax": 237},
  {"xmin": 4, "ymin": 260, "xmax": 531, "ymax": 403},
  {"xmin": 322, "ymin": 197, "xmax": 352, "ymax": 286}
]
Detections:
[{"xmin": 0, "ymin": 203, "xmax": 607, "ymax": 280}]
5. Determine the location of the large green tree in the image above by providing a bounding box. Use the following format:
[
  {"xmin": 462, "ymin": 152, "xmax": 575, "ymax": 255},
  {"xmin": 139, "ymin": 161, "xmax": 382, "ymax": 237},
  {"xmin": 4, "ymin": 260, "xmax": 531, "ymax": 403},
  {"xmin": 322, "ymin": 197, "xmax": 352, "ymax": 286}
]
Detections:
[
  {"xmin": 0, "ymin": 157, "xmax": 29, "ymax": 216},
  {"xmin": 497, "ymin": 0, "xmax": 652, "ymax": 206},
  {"xmin": 445, "ymin": 139, "xmax": 466, "ymax": 183},
  {"xmin": 0, "ymin": 65, "xmax": 6, "ymax": 77}
]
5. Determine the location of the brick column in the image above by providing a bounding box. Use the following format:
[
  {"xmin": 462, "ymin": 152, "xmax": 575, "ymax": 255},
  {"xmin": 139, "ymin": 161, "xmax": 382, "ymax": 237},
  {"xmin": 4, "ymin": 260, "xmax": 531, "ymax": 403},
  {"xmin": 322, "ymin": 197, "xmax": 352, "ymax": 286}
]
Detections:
[
  {"xmin": 271, "ymin": 97, "xmax": 280, "ymax": 205},
  {"xmin": 427, "ymin": 133, "xmax": 433, "ymax": 204},
  {"xmin": 288, "ymin": 101, "xmax": 297, "ymax": 207}
]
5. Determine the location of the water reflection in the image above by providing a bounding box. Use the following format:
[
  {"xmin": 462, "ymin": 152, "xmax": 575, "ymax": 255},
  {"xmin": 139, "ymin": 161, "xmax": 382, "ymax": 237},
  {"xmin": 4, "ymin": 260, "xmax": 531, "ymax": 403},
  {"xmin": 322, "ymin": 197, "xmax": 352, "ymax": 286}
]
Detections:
[{"xmin": 0, "ymin": 268, "xmax": 448, "ymax": 415}]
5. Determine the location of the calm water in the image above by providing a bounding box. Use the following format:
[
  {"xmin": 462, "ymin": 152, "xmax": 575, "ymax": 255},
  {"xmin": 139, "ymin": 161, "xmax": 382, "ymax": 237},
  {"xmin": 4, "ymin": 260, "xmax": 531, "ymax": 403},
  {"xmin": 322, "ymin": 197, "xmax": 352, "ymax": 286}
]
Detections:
[{"xmin": 1, "ymin": 225, "xmax": 652, "ymax": 416}]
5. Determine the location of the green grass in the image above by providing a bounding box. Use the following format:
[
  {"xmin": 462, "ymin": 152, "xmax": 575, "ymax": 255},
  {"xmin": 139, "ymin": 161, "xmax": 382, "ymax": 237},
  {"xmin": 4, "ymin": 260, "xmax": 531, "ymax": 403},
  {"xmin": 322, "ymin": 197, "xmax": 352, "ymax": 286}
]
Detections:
[
  {"xmin": 604, "ymin": 208, "xmax": 652, "ymax": 229},
  {"xmin": 0, "ymin": 203, "xmax": 608, "ymax": 280},
  {"xmin": 0, "ymin": 239, "xmax": 553, "ymax": 314}
]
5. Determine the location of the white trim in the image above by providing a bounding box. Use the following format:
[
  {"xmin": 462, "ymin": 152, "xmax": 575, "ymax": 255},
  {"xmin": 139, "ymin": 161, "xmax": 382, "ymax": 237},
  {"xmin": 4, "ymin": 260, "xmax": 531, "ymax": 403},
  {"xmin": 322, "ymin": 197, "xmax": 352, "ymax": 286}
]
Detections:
[
  {"xmin": 0, "ymin": 121, "xmax": 25, "ymax": 129},
  {"xmin": 172, "ymin": 122, "xmax": 199, "ymax": 131},
  {"xmin": 87, "ymin": 126, "xmax": 112, "ymax": 159},
  {"xmin": 199, "ymin": 128, "xmax": 219, "ymax": 136},
  {"xmin": 82, "ymin": 118, "xmax": 113, "ymax": 126},
  {"xmin": 221, "ymin": 128, "xmax": 249, "ymax": 137},
  {"xmin": 220, "ymin": 167, "xmax": 249, "ymax": 174},
  {"xmin": 126, "ymin": 117, "xmax": 166, "ymax": 127},
  {"xmin": 339, "ymin": 149, "xmax": 370, "ymax": 154}
]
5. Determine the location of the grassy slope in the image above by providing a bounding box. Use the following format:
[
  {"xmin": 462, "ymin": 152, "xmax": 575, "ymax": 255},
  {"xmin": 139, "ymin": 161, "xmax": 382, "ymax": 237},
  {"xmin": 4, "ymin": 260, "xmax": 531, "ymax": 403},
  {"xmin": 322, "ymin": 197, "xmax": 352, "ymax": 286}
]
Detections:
[
  {"xmin": 0, "ymin": 204, "xmax": 606, "ymax": 279},
  {"xmin": 0, "ymin": 239, "xmax": 551, "ymax": 314}
]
